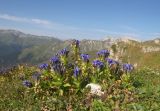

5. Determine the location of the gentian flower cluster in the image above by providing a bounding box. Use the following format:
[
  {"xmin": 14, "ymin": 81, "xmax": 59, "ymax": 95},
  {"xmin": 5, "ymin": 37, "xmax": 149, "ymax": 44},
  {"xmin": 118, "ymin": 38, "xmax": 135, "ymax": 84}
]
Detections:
[
  {"xmin": 22, "ymin": 80, "xmax": 33, "ymax": 88},
  {"xmin": 19, "ymin": 39, "xmax": 138, "ymax": 110},
  {"xmin": 97, "ymin": 49, "xmax": 110, "ymax": 58},
  {"xmin": 123, "ymin": 63, "xmax": 134, "ymax": 72},
  {"xmin": 106, "ymin": 58, "xmax": 118, "ymax": 67},
  {"xmin": 81, "ymin": 54, "xmax": 89, "ymax": 62},
  {"xmin": 92, "ymin": 60, "xmax": 104, "ymax": 69},
  {"xmin": 39, "ymin": 63, "xmax": 48, "ymax": 70}
]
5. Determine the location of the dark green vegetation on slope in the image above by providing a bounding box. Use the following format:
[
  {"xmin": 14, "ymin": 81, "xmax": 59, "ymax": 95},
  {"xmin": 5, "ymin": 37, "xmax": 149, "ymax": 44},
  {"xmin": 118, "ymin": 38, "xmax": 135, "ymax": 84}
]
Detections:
[{"xmin": 0, "ymin": 29, "xmax": 63, "ymax": 67}]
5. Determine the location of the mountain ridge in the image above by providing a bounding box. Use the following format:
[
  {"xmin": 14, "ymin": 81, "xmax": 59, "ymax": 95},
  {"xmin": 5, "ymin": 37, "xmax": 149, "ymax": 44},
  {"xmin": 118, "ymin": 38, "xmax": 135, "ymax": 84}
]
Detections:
[
  {"xmin": 0, "ymin": 29, "xmax": 160, "ymax": 68},
  {"xmin": 1, "ymin": 28, "xmax": 159, "ymax": 42}
]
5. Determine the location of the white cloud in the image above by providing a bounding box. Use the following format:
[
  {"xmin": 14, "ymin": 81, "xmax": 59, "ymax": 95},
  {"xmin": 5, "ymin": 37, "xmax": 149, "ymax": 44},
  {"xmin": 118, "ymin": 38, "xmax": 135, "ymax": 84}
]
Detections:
[
  {"xmin": 0, "ymin": 14, "xmax": 28, "ymax": 22},
  {"xmin": 0, "ymin": 13, "xmax": 144, "ymax": 40},
  {"xmin": 31, "ymin": 19, "xmax": 51, "ymax": 25},
  {"xmin": 0, "ymin": 14, "xmax": 52, "ymax": 26}
]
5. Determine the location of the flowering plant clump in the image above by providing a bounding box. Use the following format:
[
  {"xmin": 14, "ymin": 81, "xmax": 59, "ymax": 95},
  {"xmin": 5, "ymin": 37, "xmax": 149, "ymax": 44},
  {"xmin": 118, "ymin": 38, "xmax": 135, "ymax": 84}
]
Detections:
[{"xmin": 15, "ymin": 39, "xmax": 138, "ymax": 110}]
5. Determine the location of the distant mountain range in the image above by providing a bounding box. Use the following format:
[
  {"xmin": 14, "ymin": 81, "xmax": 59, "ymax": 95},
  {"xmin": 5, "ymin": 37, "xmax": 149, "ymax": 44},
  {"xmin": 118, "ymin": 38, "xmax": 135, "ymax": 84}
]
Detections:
[{"xmin": 0, "ymin": 29, "xmax": 160, "ymax": 68}]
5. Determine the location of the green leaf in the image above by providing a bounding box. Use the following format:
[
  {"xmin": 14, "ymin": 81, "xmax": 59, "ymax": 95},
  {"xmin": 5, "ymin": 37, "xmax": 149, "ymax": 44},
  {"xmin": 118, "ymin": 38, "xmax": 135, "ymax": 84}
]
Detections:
[
  {"xmin": 63, "ymin": 83, "xmax": 71, "ymax": 87},
  {"xmin": 52, "ymin": 81, "xmax": 62, "ymax": 86}
]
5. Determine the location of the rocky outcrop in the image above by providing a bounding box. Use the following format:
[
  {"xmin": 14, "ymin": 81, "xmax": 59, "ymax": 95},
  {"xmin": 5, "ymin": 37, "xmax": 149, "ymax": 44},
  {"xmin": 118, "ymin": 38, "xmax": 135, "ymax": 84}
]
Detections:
[
  {"xmin": 142, "ymin": 46, "xmax": 160, "ymax": 53},
  {"xmin": 154, "ymin": 39, "xmax": 160, "ymax": 44}
]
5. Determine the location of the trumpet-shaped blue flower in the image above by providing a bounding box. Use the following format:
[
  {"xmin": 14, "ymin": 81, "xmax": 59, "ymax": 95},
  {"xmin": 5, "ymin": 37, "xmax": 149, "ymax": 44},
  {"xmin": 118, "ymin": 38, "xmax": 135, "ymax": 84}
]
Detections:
[
  {"xmin": 39, "ymin": 63, "xmax": 48, "ymax": 70},
  {"xmin": 50, "ymin": 56, "xmax": 60, "ymax": 64},
  {"xmin": 72, "ymin": 40, "xmax": 80, "ymax": 48},
  {"xmin": 59, "ymin": 48, "xmax": 69, "ymax": 56},
  {"xmin": 81, "ymin": 54, "xmax": 89, "ymax": 62},
  {"xmin": 92, "ymin": 60, "xmax": 104, "ymax": 69},
  {"xmin": 123, "ymin": 63, "xmax": 134, "ymax": 72},
  {"xmin": 97, "ymin": 49, "xmax": 110, "ymax": 58},
  {"xmin": 22, "ymin": 80, "xmax": 33, "ymax": 88},
  {"xmin": 106, "ymin": 58, "xmax": 118, "ymax": 66},
  {"xmin": 74, "ymin": 66, "xmax": 80, "ymax": 77}
]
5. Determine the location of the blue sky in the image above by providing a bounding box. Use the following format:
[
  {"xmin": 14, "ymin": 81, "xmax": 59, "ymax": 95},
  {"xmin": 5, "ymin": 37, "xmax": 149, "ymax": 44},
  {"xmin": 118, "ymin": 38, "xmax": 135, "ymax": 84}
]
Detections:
[{"xmin": 0, "ymin": 0, "xmax": 160, "ymax": 40}]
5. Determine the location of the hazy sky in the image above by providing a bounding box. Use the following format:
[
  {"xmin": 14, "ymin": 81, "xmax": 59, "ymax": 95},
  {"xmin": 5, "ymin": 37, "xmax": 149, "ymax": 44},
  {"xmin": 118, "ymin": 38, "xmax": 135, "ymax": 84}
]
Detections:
[{"xmin": 0, "ymin": 0, "xmax": 160, "ymax": 40}]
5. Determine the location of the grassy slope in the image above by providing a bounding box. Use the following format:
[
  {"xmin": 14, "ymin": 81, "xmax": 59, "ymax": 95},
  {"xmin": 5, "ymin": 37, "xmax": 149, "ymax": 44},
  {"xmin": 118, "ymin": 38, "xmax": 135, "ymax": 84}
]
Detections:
[
  {"xmin": 0, "ymin": 33, "xmax": 63, "ymax": 66},
  {"xmin": 117, "ymin": 41, "xmax": 160, "ymax": 69}
]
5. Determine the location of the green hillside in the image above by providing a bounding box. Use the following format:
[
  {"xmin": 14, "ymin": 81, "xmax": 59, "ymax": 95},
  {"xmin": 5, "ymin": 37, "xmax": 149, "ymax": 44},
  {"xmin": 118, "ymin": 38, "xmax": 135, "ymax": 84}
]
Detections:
[{"xmin": 0, "ymin": 30, "xmax": 63, "ymax": 67}]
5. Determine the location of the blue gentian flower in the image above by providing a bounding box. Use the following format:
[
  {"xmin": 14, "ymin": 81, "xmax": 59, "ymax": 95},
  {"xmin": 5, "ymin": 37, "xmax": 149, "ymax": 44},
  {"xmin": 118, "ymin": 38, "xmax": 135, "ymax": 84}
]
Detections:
[
  {"xmin": 106, "ymin": 58, "xmax": 118, "ymax": 66},
  {"xmin": 123, "ymin": 63, "xmax": 134, "ymax": 72},
  {"xmin": 92, "ymin": 60, "xmax": 104, "ymax": 69},
  {"xmin": 39, "ymin": 63, "xmax": 48, "ymax": 70},
  {"xmin": 50, "ymin": 56, "xmax": 66, "ymax": 75},
  {"xmin": 50, "ymin": 56, "xmax": 60, "ymax": 64},
  {"xmin": 32, "ymin": 72, "xmax": 41, "ymax": 81},
  {"xmin": 97, "ymin": 49, "xmax": 110, "ymax": 58},
  {"xmin": 22, "ymin": 80, "xmax": 33, "ymax": 88},
  {"xmin": 81, "ymin": 54, "xmax": 89, "ymax": 62},
  {"xmin": 74, "ymin": 66, "xmax": 80, "ymax": 77},
  {"xmin": 73, "ymin": 40, "xmax": 80, "ymax": 48},
  {"xmin": 59, "ymin": 48, "xmax": 69, "ymax": 56}
]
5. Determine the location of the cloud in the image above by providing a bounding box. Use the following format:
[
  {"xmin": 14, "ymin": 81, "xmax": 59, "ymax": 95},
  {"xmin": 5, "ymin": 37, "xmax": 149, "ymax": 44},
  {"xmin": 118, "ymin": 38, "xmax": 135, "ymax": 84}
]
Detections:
[
  {"xmin": 0, "ymin": 13, "xmax": 143, "ymax": 40},
  {"xmin": 31, "ymin": 19, "xmax": 51, "ymax": 25},
  {"xmin": 0, "ymin": 14, "xmax": 28, "ymax": 22},
  {"xmin": 0, "ymin": 14, "xmax": 52, "ymax": 26}
]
